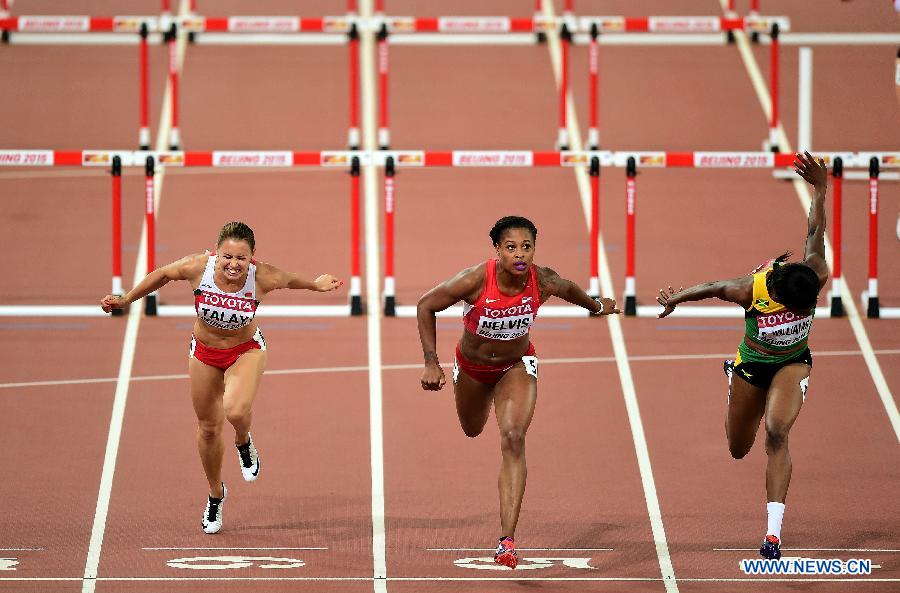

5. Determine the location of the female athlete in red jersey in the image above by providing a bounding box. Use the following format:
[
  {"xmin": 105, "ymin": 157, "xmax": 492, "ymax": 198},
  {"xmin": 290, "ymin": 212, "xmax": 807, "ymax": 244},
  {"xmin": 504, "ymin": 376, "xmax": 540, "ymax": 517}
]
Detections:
[
  {"xmin": 417, "ymin": 216, "xmax": 620, "ymax": 569},
  {"xmin": 101, "ymin": 222, "xmax": 341, "ymax": 533}
]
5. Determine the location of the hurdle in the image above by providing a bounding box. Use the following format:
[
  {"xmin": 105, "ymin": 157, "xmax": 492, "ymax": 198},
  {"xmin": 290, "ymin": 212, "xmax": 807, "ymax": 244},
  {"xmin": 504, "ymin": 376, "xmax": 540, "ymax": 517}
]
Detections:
[
  {"xmin": 362, "ymin": 149, "xmax": 896, "ymax": 319},
  {"xmin": 0, "ymin": 149, "xmax": 365, "ymax": 317}
]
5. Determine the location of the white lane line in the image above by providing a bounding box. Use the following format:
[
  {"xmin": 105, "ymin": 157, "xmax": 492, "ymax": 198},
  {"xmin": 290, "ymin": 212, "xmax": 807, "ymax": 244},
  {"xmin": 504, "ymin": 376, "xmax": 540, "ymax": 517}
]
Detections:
[
  {"xmin": 3, "ymin": 576, "xmax": 899, "ymax": 582},
  {"xmin": 721, "ymin": 0, "xmax": 900, "ymax": 444},
  {"xmin": 715, "ymin": 548, "xmax": 900, "ymax": 552},
  {"xmin": 427, "ymin": 547, "xmax": 613, "ymax": 551},
  {"xmin": 142, "ymin": 547, "xmax": 328, "ymax": 551},
  {"xmin": 360, "ymin": 1, "xmax": 387, "ymax": 591},
  {"xmin": 7, "ymin": 349, "xmax": 899, "ymax": 390},
  {"xmin": 541, "ymin": 2, "xmax": 679, "ymax": 592},
  {"xmin": 0, "ymin": 548, "xmax": 43, "ymax": 551},
  {"xmin": 80, "ymin": 3, "xmax": 191, "ymax": 592}
]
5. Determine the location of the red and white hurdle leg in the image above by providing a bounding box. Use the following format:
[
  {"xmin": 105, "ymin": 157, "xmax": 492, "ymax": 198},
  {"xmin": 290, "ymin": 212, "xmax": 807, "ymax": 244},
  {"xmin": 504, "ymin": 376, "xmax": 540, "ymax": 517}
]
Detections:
[
  {"xmin": 624, "ymin": 157, "xmax": 637, "ymax": 315},
  {"xmin": 377, "ymin": 24, "xmax": 390, "ymax": 150},
  {"xmin": 167, "ymin": 23, "xmax": 181, "ymax": 150},
  {"xmin": 829, "ymin": 157, "xmax": 844, "ymax": 317},
  {"xmin": 383, "ymin": 157, "xmax": 396, "ymax": 316},
  {"xmin": 864, "ymin": 157, "xmax": 880, "ymax": 318},
  {"xmin": 144, "ymin": 156, "xmax": 158, "ymax": 316}
]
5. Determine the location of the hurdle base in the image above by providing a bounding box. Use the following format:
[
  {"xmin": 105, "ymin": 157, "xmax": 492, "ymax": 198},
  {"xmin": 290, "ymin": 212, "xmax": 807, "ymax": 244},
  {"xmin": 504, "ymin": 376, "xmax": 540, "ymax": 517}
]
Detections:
[
  {"xmin": 624, "ymin": 295, "xmax": 637, "ymax": 316},
  {"xmin": 384, "ymin": 295, "xmax": 396, "ymax": 317},
  {"xmin": 751, "ymin": 31, "xmax": 760, "ymax": 44},
  {"xmin": 145, "ymin": 295, "xmax": 158, "ymax": 316},
  {"xmin": 350, "ymin": 294, "xmax": 364, "ymax": 316},
  {"xmin": 536, "ymin": 31, "xmax": 546, "ymax": 44},
  {"xmin": 1, "ymin": 30, "xmax": 9, "ymax": 44},
  {"xmin": 726, "ymin": 30, "xmax": 736, "ymax": 44},
  {"xmin": 188, "ymin": 31, "xmax": 196, "ymax": 44},
  {"xmin": 867, "ymin": 296, "xmax": 880, "ymax": 319},
  {"xmin": 829, "ymin": 296, "xmax": 844, "ymax": 318}
]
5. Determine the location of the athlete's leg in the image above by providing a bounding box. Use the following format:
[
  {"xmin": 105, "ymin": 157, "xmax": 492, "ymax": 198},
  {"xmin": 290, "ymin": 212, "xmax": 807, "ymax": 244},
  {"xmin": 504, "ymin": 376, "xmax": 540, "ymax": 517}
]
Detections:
[
  {"xmin": 492, "ymin": 364, "xmax": 538, "ymax": 538},
  {"xmin": 454, "ymin": 367, "xmax": 495, "ymax": 438},
  {"xmin": 726, "ymin": 372, "xmax": 768, "ymax": 459},
  {"xmin": 223, "ymin": 349, "xmax": 267, "ymax": 446},
  {"xmin": 189, "ymin": 357, "xmax": 226, "ymax": 498},
  {"xmin": 763, "ymin": 363, "xmax": 809, "ymax": 502}
]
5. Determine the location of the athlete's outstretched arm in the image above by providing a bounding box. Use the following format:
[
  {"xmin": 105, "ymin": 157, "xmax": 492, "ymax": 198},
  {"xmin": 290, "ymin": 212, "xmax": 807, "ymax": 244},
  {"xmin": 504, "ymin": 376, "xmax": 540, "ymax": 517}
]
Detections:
[
  {"xmin": 416, "ymin": 265, "xmax": 483, "ymax": 391},
  {"xmin": 657, "ymin": 276, "xmax": 753, "ymax": 319},
  {"xmin": 255, "ymin": 262, "xmax": 342, "ymax": 295},
  {"xmin": 537, "ymin": 267, "xmax": 620, "ymax": 315},
  {"xmin": 100, "ymin": 253, "xmax": 205, "ymax": 312},
  {"xmin": 794, "ymin": 151, "xmax": 830, "ymax": 285}
]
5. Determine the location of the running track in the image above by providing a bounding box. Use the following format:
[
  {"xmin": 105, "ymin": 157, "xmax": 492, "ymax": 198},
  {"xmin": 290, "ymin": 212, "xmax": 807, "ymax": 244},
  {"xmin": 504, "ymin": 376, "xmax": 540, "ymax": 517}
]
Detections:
[{"xmin": 0, "ymin": 1, "xmax": 898, "ymax": 592}]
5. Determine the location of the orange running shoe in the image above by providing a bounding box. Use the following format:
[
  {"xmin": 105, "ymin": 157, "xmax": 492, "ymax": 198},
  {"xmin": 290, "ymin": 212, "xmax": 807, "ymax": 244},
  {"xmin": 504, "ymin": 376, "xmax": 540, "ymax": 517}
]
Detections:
[{"xmin": 494, "ymin": 536, "xmax": 517, "ymax": 569}]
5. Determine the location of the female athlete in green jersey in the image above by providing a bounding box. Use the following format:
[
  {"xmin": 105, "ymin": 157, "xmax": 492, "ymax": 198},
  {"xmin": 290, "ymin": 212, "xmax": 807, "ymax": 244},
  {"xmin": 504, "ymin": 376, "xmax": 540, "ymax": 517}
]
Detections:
[{"xmin": 657, "ymin": 152, "xmax": 829, "ymax": 560}]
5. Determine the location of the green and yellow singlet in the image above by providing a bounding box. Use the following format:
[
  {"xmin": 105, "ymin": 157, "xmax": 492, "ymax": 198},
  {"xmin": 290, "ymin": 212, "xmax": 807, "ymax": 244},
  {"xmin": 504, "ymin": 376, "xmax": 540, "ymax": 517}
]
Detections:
[{"xmin": 737, "ymin": 266, "xmax": 814, "ymax": 365}]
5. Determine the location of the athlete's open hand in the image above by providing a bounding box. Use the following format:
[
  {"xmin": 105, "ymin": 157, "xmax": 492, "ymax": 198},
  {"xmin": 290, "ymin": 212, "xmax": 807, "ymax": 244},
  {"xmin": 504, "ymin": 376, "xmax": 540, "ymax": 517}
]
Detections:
[
  {"xmin": 656, "ymin": 286, "xmax": 684, "ymax": 318},
  {"xmin": 100, "ymin": 294, "xmax": 128, "ymax": 313},
  {"xmin": 793, "ymin": 151, "xmax": 827, "ymax": 191},
  {"xmin": 421, "ymin": 363, "xmax": 446, "ymax": 391},
  {"xmin": 312, "ymin": 274, "xmax": 343, "ymax": 292}
]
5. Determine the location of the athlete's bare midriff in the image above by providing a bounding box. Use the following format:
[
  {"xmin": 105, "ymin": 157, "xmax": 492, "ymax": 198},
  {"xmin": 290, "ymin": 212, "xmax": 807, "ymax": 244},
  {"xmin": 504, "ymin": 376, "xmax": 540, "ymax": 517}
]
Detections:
[{"xmin": 459, "ymin": 329, "xmax": 531, "ymax": 366}]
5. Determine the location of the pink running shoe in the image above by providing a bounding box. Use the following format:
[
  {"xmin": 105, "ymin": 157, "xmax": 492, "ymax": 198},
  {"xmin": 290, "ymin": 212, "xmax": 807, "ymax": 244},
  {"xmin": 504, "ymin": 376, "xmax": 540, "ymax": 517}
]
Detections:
[{"xmin": 494, "ymin": 536, "xmax": 518, "ymax": 569}]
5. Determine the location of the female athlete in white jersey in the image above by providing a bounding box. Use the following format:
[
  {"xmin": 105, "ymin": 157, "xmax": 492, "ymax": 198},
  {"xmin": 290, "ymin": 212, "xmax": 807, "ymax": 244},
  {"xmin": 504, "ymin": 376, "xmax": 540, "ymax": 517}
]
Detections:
[{"xmin": 101, "ymin": 222, "xmax": 341, "ymax": 533}]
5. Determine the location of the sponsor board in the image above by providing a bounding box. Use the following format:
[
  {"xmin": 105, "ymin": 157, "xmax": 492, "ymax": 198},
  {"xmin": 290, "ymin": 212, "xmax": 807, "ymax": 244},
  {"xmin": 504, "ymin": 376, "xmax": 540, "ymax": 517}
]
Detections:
[
  {"xmin": 392, "ymin": 151, "xmax": 425, "ymax": 166},
  {"xmin": 560, "ymin": 152, "xmax": 589, "ymax": 166},
  {"xmin": 323, "ymin": 17, "xmax": 350, "ymax": 32},
  {"xmin": 438, "ymin": 17, "xmax": 511, "ymax": 33},
  {"xmin": 113, "ymin": 17, "xmax": 154, "ymax": 33},
  {"xmin": 212, "ymin": 152, "xmax": 292, "ymax": 167},
  {"xmin": 613, "ymin": 152, "xmax": 665, "ymax": 167},
  {"xmin": 585, "ymin": 17, "xmax": 626, "ymax": 32},
  {"xmin": 648, "ymin": 16, "xmax": 720, "ymax": 33},
  {"xmin": 19, "ymin": 16, "xmax": 90, "ymax": 32},
  {"xmin": 694, "ymin": 152, "xmax": 774, "ymax": 167},
  {"xmin": 0, "ymin": 150, "xmax": 53, "ymax": 166},
  {"xmin": 387, "ymin": 17, "xmax": 415, "ymax": 32},
  {"xmin": 452, "ymin": 151, "xmax": 533, "ymax": 167},
  {"xmin": 744, "ymin": 16, "xmax": 790, "ymax": 33},
  {"xmin": 227, "ymin": 17, "xmax": 300, "ymax": 33},
  {"xmin": 178, "ymin": 16, "xmax": 205, "ymax": 32},
  {"xmin": 320, "ymin": 152, "xmax": 351, "ymax": 167}
]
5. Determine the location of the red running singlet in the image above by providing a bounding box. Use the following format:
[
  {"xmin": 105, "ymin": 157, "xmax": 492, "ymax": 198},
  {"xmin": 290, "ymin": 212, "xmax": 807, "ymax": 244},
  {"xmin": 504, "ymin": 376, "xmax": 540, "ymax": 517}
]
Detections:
[{"xmin": 462, "ymin": 259, "xmax": 542, "ymax": 341}]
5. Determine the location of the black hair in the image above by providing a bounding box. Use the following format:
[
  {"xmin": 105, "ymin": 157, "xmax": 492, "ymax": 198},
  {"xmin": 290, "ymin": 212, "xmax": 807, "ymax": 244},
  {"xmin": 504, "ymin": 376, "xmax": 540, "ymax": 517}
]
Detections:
[
  {"xmin": 489, "ymin": 216, "xmax": 538, "ymax": 246},
  {"xmin": 217, "ymin": 221, "xmax": 255, "ymax": 252},
  {"xmin": 767, "ymin": 259, "xmax": 821, "ymax": 311}
]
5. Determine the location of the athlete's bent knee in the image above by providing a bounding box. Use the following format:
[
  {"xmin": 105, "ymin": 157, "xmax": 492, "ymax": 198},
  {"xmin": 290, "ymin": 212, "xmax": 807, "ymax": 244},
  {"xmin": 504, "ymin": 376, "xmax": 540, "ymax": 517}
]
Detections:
[
  {"xmin": 765, "ymin": 425, "xmax": 789, "ymax": 452},
  {"xmin": 224, "ymin": 402, "xmax": 251, "ymax": 427},
  {"xmin": 500, "ymin": 429, "xmax": 526, "ymax": 457}
]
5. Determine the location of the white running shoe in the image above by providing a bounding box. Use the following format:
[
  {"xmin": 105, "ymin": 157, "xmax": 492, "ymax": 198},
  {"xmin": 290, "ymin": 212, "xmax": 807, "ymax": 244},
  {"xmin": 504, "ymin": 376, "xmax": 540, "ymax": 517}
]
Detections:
[
  {"xmin": 236, "ymin": 433, "xmax": 260, "ymax": 482},
  {"xmin": 201, "ymin": 483, "xmax": 227, "ymax": 534}
]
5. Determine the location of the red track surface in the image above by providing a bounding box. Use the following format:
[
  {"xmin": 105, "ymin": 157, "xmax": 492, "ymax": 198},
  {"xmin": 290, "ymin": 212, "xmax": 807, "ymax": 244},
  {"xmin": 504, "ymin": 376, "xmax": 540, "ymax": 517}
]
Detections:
[{"xmin": 1, "ymin": 1, "xmax": 897, "ymax": 592}]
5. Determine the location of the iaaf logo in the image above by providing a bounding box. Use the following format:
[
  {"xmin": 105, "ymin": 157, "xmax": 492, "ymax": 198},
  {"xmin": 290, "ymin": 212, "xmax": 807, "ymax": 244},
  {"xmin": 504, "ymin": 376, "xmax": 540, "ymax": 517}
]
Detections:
[
  {"xmin": 227, "ymin": 17, "xmax": 299, "ymax": 33},
  {"xmin": 438, "ymin": 17, "xmax": 510, "ymax": 33},
  {"xmin": 198, "ymin": 293, "xmax": 255, "ymax": 311}
]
